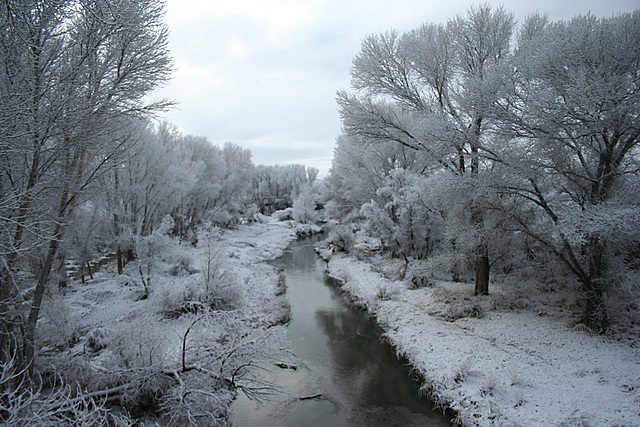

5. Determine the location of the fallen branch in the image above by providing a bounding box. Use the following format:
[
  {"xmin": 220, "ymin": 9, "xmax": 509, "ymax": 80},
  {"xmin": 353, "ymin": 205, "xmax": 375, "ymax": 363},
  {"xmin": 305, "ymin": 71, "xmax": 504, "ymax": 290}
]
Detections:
[
  {"xmin": 274, "ymin": 362, "xmax": 297, "ymax": 371},
  {"xmin": 45, "ymin": 384, "xmax": 130, "ymax": 411},
  {"xmin": 299, "ymin": 393, "xmax": 322, "ymax": 401}
]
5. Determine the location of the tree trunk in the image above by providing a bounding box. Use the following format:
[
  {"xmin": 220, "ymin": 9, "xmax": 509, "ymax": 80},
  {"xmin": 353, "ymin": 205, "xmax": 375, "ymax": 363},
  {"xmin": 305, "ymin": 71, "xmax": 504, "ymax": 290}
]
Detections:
[
  {"xmin": 470, "ymin": 178, "xmax": 490, "ymax": 296},
  {"xmin": 581, "ymin": 283, "xmax": 608, "ymax": 333},
  {"xmin": 86, "ymin": 261, "xmax": 93, "ymax": 280},
  {"xmin": 24, "ymin": 224, "xmax": 62, "ymax": 376},
  {"xmin": 469, "ymin": 116, "xmax": 490, "ymax": 295},
  {"xmin": 581, "ymin": 238, "xmax": 609, "ymax": 332},
  {"xmin": 0, "ymin": 267, "xmax": 21, "ymax": 369},
  {"xmin": 474, "ymin": 246, "xmax": 490, "ymax": 295},
  {"xmin": 116, "ymin": 247, "xmax": 124, "ymax": 275}
]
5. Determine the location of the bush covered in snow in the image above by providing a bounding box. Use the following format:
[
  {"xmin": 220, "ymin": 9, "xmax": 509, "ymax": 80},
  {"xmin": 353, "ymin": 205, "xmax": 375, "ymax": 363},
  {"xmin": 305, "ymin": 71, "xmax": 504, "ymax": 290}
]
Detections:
[{"xmin": 292, "ymin": 183, "xmax": 317, "ymax": 224}]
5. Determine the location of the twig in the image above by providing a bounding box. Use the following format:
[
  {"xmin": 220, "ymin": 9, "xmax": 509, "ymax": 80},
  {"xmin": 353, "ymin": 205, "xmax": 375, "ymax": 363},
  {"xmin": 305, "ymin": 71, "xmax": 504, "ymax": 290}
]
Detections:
[
  {"xmin": 299, "ymin": 393, "xmax": 323, "ymax": 401},
  {"xmin": 274, "ymin": 362, "xmax": 297, "ymax": 371}
]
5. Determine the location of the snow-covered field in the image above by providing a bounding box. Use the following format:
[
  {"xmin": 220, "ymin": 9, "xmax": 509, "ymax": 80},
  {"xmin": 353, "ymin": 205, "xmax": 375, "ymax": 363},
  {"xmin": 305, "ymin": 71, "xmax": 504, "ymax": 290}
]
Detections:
[{"xmin": 326, "ymin": 253, "xmax": 640, "ymax": 426}]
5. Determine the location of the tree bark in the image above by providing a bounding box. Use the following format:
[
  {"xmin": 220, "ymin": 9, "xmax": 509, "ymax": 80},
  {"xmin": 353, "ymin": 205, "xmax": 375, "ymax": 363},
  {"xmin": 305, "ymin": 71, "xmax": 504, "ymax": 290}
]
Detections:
[
  {"xmin": 581, "ymin": 238, "xmax": 609, "ymax": 332},
  {"xmin": 24, "ymin": 222, "xmax": 63, "ymax": 376},
  {"xmin": 474, "ymin": 245, "xmax": 490, "ymax": 295},
  {"xmin": 582, "ymin": 284, "xmax": 608, "ymax": 332}
]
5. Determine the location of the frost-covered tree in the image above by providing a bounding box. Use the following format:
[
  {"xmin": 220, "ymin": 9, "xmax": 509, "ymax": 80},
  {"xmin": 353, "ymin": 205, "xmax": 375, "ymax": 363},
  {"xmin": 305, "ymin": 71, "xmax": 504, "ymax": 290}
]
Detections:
[
  {"xmin": 326, "ymin": 133, "xmax": 433, "ymax": 221},
  {"xmin": 0, "ymin": 0, "xmax": 173, "ymax": 374},
  {"xmin": 338, "ymin": 4, "xmax": 515, "ymax": 294},
  {"xmin": 253, "ymin": 164, "xmax": 318, "ymax": 214},
  {"xmin": 360, "ymin": 169, "xmax": 441, "ymax": 259},
  {"xmin": 292, "ymin": 182, "xmax": 318, "ymax": 224},
  {"xmin": 206, "ymin": 142, "xmax": 256, "ymax": 225},
  {"xmin": 491, "ymin": 11, "xmax": 640, "ymax": 330}
]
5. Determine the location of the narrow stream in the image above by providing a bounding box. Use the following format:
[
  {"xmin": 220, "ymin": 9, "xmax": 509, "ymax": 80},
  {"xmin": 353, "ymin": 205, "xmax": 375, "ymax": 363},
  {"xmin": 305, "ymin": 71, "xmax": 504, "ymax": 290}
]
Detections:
[{"xmin": 231, "ymin": 237, "xmax": 451, "ymax": 426}]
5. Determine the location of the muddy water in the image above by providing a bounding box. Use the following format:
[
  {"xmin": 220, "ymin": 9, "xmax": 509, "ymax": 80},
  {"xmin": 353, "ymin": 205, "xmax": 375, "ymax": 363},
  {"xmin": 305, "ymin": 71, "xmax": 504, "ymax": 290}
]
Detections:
[{"xmin": 231, "ymin": 237, "xmax": 451, "ymax": 426}]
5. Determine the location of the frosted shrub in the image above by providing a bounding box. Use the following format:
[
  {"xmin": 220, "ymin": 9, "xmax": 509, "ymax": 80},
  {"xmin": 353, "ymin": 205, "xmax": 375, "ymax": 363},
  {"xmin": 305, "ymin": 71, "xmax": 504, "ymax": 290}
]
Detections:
[
  {"xmin": 1, "ymin": 350, "xmax": 131, "ymax": 426},
  {"xmin": 328, "ymin": 224, "xmax": 354, "ymax": 253},
  {"xmin": 38, "ymin": 290, "xmax": 74, "ymax": 349},
  {"xmin": 155, "ymin": 277, "xmax": 243, "ymax": 316},
  {"xmin": 168, "ymin": 254, "xmax": 198, "ymax": 276},
  {"xmin": 183, "ymin": 311, "xmax": 288, "ymax": 389},
  {"xmin": 155, "ymin": 231, "xmax": 243, "ymax": 316},
  {"xmin": 84, "ymin": 327, "xmax": 110, "ymax": 352},
  {"xmin": 160, "ymin": 372, "xmax": 234, "ymax": 426},
  {"xmin": 292, "ymin": 183, "xmax": 317, "ymax": 224},
  {"xmin": 134, "ymin": 216, "xmax": 175, "ymax": 295},
  {"xmin": 105, "ymin": 315, "xmax": 175, "ymax": 413},
  {"xmin": 273, "ymin": 208, "xmax": 293, "ymax": 221},
  {"xmin": 154, "ymin": 277, "xmax": 206, "ymax": 315},
  {"xmin": 158, "ymin": 310, "xmax": 289, "ymax": 424},
  {"xmin": 376, "ymin": 284, "xmax": 399, "ymax": 301},
  {"xmin": 208, "ymin": 207, "xmax": 233, "ymax": 226},
  {"xmin": 360, "ymin": 169, "xmax": 441, "ymax": 260},
  {"xmin": 109, "ymin": 315, "xmax": 168, "ymax": 369},
  {"xmin": 200, "ymin": 230, "xmax": 243, "ymax": 310}
]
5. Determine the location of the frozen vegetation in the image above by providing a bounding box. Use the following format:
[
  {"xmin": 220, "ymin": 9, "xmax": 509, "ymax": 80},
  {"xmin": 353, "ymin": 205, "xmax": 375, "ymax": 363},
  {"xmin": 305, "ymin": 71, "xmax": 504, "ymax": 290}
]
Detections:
[
  {"xmin": 36, "ymin": 219, "xmax": 298, "ymax": 425},
  {"xmin": 2, "ymin": 1, "xmax": 639, "ymax": 425},
  {"xmin": 316, "ymin": 6, "xmax": 640, "ymax": 425}
]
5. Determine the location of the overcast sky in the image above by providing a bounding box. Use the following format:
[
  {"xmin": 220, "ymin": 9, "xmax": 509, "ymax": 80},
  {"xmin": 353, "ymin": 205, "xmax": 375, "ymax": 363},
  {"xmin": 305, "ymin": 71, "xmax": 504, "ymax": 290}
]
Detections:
[{"xmin": 151, "ymin": 0, "xmax": 639, "ymax": 176}]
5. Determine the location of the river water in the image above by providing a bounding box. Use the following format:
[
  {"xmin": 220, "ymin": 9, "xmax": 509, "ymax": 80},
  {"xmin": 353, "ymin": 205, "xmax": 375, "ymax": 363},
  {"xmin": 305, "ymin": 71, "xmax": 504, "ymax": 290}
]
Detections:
[{"xmin": 231, "ymin": 237, "xmax": 451, "ymax": 426}]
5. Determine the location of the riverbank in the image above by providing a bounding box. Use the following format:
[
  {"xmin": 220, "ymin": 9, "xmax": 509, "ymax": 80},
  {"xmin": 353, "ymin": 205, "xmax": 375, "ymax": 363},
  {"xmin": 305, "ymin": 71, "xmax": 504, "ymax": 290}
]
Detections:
[
  {"xmin": 41, "ymin": 220, "xmax": 299, "ymax": 424},
  {"xmin": 324, "ymin": 252, "xmax": 640, "ymax": 426}
]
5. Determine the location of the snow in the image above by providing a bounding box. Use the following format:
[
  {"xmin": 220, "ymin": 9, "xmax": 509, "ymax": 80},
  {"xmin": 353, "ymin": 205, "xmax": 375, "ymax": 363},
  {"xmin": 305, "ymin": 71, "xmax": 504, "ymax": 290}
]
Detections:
[
  {"xmin": 326, "ymin": 253, "xmax": 640, "ymax": 426},
  {"xmin": 214, "ymin": 221, "xmax": 297, "ymax": 324},
  {"xmin": 54, "ymin": 221, "xmax": 296, "ymax": 336},
  {"xmin": 42, "ymin": 220, "xmax": 298, "ymax": 421},
  {"xmin": 45, "ymin": 219, "xmax": 640, "ymax": 426}
]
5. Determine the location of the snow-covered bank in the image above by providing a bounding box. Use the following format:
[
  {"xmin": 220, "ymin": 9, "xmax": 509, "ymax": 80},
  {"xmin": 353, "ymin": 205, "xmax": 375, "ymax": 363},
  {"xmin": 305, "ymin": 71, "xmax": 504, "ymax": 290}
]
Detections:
[
  {"xmin": 55, "ymin": 221, "xmax": 297, "ymax": 341},
  {"xmin": 326, "ymin": 253, "xmax": 640, "ymax": 426},
  {"xmin": 41, "ymin": 221, "xmax": 298, "ymax": 424}
]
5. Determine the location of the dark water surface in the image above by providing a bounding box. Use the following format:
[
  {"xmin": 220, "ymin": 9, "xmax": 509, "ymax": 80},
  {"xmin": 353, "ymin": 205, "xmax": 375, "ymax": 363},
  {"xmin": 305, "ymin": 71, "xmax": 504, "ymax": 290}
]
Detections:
[{"xmin": 231, "ymin": 237, "xmax": 451, "ymax": 426}]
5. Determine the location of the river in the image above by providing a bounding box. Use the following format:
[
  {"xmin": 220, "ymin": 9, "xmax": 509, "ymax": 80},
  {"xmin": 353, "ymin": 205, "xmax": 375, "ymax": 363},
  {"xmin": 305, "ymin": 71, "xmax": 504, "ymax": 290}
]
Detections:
[{"xmin": 231, "ymin": 237, "xmax": 451, "ymax": 426}]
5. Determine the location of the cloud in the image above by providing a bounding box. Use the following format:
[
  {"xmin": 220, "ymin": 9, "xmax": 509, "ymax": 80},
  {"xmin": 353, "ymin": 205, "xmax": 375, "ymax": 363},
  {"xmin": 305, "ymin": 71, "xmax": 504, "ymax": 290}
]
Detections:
[{"xmin": 154, "ymin": 0, "xmax": 640, "ymax": 178}]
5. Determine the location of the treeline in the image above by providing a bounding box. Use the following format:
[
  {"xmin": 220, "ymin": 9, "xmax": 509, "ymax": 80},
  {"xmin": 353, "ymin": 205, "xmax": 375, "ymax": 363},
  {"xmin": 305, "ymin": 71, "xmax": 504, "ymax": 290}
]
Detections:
[
  {"xmin": 326, "ymin": 5, "xmax": 640, "ymax": 332},
  {"xmin": 85, "ymin": 121, "xmax": 318, "ymax": 276}
]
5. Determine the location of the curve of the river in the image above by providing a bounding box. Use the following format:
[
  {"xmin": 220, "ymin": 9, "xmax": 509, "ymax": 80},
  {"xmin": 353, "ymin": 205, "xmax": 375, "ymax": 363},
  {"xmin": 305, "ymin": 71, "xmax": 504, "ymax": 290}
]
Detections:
[{"xmin": 231, "ymin": 236, "xmax": 451, "ymax": 426}]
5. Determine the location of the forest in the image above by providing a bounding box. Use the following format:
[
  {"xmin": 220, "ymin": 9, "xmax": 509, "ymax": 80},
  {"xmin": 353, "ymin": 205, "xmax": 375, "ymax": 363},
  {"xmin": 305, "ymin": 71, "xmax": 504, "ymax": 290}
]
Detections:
[{"xmin": 1, "ymin": 0, "xmax": 638, "ymax": 425}]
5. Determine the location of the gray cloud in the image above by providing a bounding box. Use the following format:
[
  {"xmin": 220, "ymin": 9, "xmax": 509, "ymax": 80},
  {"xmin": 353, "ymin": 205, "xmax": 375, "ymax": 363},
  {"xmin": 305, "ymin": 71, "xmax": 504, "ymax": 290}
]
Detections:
[{"xmin": 151, "ymin": 0, "xmax": 639, "ymax": 177}]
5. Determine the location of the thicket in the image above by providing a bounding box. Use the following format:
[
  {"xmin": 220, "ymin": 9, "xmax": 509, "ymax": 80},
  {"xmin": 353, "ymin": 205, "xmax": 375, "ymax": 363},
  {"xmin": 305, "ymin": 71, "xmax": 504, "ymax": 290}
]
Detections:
[{"xmin": 328, "ymin": 5, "xmax": 640, "ymax": 332}]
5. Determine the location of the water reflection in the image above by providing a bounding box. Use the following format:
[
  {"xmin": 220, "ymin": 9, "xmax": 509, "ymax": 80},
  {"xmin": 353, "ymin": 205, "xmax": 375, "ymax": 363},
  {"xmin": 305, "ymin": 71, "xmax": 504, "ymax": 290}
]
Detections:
[
  {"xmin": 231, "ymin": 238, "xmax": 450, "ymax": 426},
  {"xmin": 315, "ymin": 305, "xmax": 429, "ymax": 412}
]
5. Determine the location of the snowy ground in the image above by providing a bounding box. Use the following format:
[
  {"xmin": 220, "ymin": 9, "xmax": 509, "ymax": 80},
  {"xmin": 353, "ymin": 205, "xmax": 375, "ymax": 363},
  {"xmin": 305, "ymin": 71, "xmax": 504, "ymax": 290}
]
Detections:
[
  {"xmin": 40, "ymin": 219, "xmax": 639, "ymax": 425},
  {"xmin": 38, "ymin": 220, "xmax": 299, "ymax": 423},
  {"xmin": 325, "ymin": 252, "xmax": 640, "ymax": 426},
  {"xmin": 42, "ymin": 220, "xmax": 297, "ymax": 346}
]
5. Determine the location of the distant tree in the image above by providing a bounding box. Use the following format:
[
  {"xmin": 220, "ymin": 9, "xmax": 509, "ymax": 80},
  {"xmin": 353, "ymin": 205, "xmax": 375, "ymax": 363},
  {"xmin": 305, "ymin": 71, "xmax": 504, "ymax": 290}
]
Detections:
[
  {"xmin": 253, "ymin": 164, "xmax": 318, "ymax": 214},
  {"xmin": 326, "ymin": 133, "xmax": 432, "ymax": 221},
  {"xmin": 292, "ymin": 182, "xmax": 317, "ymax": 224}
]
